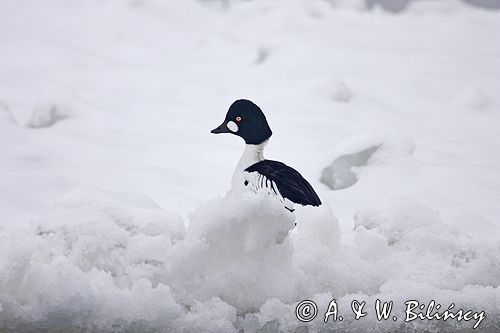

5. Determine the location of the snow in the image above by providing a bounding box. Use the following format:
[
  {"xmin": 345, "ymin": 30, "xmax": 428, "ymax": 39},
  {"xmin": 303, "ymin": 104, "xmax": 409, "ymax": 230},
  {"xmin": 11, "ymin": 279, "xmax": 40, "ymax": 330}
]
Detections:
[
  {"xmin": 26, "ymin": 87, "xmax": 76, "ymax": 128},
  {"xmin": 0, "ymin": 102, "xmax": 16, "ymax": 127},
  {"xmin": 320, "ymin": 131, "xmax": 415, "ymax": 190},
  {"xmin": 1, "ymin": 0, "xmax": 500, "ymax": 332},
  {"xmin": 451, "ymin": 84, "xmax": 491, "ymax": 109}
]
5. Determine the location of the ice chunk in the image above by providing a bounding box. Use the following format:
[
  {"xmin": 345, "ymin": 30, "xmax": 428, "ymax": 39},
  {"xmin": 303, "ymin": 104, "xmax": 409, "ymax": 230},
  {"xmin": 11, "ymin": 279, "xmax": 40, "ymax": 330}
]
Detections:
[{"xmin": 321, "ymin": 132, "xmax": 415, "ymax": 190}]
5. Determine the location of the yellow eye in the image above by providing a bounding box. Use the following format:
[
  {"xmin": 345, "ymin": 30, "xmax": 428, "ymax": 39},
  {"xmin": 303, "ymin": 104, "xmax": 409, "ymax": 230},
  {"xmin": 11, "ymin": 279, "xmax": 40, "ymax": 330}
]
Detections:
[{"xmin": 236, "ymin": 116, "xmax": 242, "ymax": 121}]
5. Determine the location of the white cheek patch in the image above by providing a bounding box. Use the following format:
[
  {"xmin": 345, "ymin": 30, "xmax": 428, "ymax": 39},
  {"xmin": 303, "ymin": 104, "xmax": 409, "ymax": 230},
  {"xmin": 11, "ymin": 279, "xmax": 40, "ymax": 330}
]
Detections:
[{"xmin": 227, "ymin": 121, "xmax": 239, "ymax": 133}]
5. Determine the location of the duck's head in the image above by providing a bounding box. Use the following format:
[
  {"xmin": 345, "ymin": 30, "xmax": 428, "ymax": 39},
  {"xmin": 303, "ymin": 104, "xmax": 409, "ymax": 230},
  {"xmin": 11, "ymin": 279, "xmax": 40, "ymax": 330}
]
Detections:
[{"xmin": 211, "ymin": 99, "xmax": 272, "ymax": 145}]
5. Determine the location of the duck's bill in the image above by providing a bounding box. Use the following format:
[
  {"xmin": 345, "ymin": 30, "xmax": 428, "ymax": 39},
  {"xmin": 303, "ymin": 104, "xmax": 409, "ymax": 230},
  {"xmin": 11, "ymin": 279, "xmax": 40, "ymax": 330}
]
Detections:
[{"xmin": 211, "ymin": 122, "xmax": 230, "ymax": 134}]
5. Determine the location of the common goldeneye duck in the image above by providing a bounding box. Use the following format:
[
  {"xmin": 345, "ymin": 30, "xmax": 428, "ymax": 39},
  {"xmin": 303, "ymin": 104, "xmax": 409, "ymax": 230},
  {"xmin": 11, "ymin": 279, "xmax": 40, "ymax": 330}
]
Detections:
[{"xmin": 211, "ymin": 99, "xmax": 322, "ymax": 212}]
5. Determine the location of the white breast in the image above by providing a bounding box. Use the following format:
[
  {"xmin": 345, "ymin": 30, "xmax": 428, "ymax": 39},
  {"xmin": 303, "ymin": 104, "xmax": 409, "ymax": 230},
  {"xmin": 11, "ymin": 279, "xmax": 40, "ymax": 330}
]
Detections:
[
  {"xmin": 230, "ymin": 140, "xmax": 295, "ymax": 212},
  {"xmin": 231, "ymin": 142, "xmax": 266, "ymax": 191}
]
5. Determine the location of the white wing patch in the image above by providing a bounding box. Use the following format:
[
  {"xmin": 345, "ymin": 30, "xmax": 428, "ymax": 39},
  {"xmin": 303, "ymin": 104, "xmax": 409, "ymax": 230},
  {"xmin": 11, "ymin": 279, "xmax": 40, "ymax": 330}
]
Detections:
[{"xmin": 244, "ymin": 171, "xmax": 295, "ymax": 212}]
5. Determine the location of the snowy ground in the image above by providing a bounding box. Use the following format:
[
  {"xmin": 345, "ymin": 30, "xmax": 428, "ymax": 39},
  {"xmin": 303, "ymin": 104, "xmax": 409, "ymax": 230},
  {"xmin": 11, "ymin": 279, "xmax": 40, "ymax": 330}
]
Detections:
[{"xmin": 1, "ymin": 0, "xmax": 499, "ymax": 332}]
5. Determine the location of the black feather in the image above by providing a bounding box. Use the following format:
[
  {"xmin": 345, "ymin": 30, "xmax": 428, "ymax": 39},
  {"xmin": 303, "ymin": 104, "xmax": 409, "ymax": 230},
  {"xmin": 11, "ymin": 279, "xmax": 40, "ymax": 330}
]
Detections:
[{"xmin": 245, "ymin": 160, "xmax": 322, "ymax": 207}]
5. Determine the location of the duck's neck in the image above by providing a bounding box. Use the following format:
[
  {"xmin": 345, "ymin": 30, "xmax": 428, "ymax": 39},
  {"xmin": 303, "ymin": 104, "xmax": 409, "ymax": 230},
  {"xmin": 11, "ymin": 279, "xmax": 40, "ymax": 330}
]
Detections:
[{"xmin": 231, "ymin": 140, "xmax": 268, "ymax": 189}]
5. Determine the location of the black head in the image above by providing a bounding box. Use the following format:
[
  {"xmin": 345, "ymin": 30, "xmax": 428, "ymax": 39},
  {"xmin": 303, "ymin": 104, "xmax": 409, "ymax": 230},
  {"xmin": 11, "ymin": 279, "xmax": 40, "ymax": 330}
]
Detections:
[{"xmin": 211, "ymin": 99, "xmax": 272, "ymax": 145}]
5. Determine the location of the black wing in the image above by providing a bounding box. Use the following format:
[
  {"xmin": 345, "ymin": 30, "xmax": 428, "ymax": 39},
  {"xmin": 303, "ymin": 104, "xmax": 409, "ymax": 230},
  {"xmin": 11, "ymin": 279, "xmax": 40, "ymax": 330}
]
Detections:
[{"xmin": 245, "ymin": 159, "xmax": 322, "ymax": 207}]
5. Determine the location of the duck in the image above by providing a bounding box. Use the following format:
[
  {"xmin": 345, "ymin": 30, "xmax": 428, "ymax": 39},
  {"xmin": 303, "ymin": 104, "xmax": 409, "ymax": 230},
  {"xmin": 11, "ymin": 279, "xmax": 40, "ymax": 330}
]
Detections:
[{"xmin": 211, "ymin": 99, "xmax": 321, "ymax": 212}]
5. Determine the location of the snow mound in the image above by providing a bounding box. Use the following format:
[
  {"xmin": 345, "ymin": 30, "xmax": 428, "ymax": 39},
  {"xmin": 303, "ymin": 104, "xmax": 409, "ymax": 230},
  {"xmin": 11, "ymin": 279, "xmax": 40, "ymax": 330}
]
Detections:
[
  {"xmin": 414, "ymin": 0, "xmax": 468, "ymax": 14},
  {"xmin": 172, "ymin": 192, "xmax": 299, "ymax": 312},
  {"xmin": 344, "ymin": 197, "xmax": 500, "ymax": 331},
  {"xmin": 290, "ymin": 205, "xmax": 342, "ymax": 298},
  {"xmin": 314, "ymin": 79, "xmax": 353, "ymax": 103},
  {"xmin": 0, "ymin": 101, "xmax": 16, "ymax": 125},
  {"xmin": 0, "ymin": 187, "xmax": 187, "ymax": 332},
  {"xmin": 255, "ymin": 46, "xmax": 272, "ymax": 65},
  {"xmin": 353, "ymin": 226, "xmax": 389, "ymax": 260},
  {"xmin": 189, "ymin": 192, "xmax": 294, "ymax": 252},
  {"xmin": 239, "ymin": 199, "xmax": 500, "ymax": 332},
  {"xmin": 325, "ymin": 0, "xmax": 367, "ymax": 11},
  {"xmin": 26, "ymin": 87, "xmax": 76, "ymax": 128},
  {"xmin": 330, "ymin": 80, "xmax": 353, "ymax": 103},
  {"xmin": 440, "ymin": 207, "xmax": 500, "ymax": 240},
  {"xmin": 321, "ymin": 145, "xmax": 377, "ymax": 190},
  {"xmin": 451, "ymin": 84, "xmax": 491, "ymax": 109},
  {"xmin": 39, "ymin": 186, "xmax": 186, "ymax": 239},
  {"xmin": 2, "ymin": 187, "xmax": 499, "ymax": 332},
  {"xmin": 0, "ymin": 187, "xmax": 343, "ymax": 332},
  {"xmin": 320, "ymin": 131, "xmax": 415, "ymax": 190},
  {"xmin": 354, "ymin": 197, "xmax": 500, "ymax": 288},
  {"xmin": 354, "ymin": 196, "xmax": 445, "ymax": 246}
]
